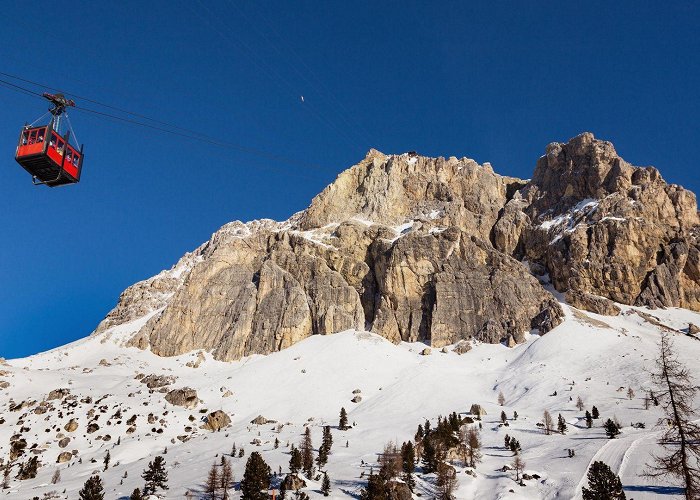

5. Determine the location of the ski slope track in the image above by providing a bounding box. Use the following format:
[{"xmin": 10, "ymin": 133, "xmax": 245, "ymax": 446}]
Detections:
[{"xmin": 1, "ymin": 300, "xmax": 698, "ymax": 499}]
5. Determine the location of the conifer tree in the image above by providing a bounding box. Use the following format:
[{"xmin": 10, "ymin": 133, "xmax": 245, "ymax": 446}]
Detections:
[
  {"xmin": 557, "ymin": 414, "xmax": 567, "ymax": 435},
  {"xmin": 289, "ymin": 447, "xmax": 302, "ymax": 474},
  {"xmin": 585, "ymin": 410, "xmax": 593, "ymax": 428},
  {"xmin": 129, "ymin": 488, "xmax": 143, "ymax": 500},
  {"xmin": 322, "ymin": 425, "xmax": 333, "ymax": 454},
  {"xmin": 401, "ymin": 441, "xmax": 415, "ymax": 492},
  {"xmin": 103, "ymin": 450, "xmax": 110, "ymax": 471},
  {"xmin": 142, "ymin": 455, "xmax": 168, "ymax": 495},
  {"xmin": 415, "ymin": 423, "xmax": 424, "ymax": 442},
  {"xmin": 576, "ymin": 396, "xmax": 585, "ymax": 411},
  {"xmin": 604, "ymin": 419, "xmax": 621, "ymax": 439},
  {"xmin": 512, "ymin": 456, "xmax": 525, "ymax": 483},
  {"xmin": 301, "ymin": 427, "xmax": 314, "ymax": 477},
  {"xmin": 275, "ymin": 437, "xmax": 280, "ymax": 449},
  {"xmin": 338, "ymin": 407, "xmax": 348, "ymax": 430},
  {"xmin": 220, "ymin": 457, "xmax": 233, "ymax": 500},
  {"xmin": 582, "ymin": 461, "xmax": 626, "ymax": 499},
  {"xmin": 543, "ymin": 410, "xmax": 554, "ymax": 435},
  {"xmin": 79, "ymin": 475, "xmax": 105, "ymax": 500},
  {"xmin": 504, "ymin": 434, "xmax": 511, "ymax": 449},
  {"xmin": 240, "ymin": 452, "xmax": 271, "ymax": 500},
  {"xmin": 360, "ymin": 470, "xmax": 389, "ymax": 500},
  {"xmin": 421, "ymin": 437, "xmax": 438, "ymax": 473},
  {"xmin": 513, "ymin": 410, "xmax": 518, "ymax": 420},
  {"xmin": 321, "ymin": 472, "xmax": 331, "ymax": 496},
  {"xmin": 627, "ymin": 387, "xmax": 635, "ymax": 400},
  {"xmin": 592, "ymin": 406, "xmax": 600, "ymax": 419},
  {"xmin": 466, "ymin": 428, "xmax": 482, "ymax": 468},
  {"xmin": 436, "ymin": 460, "xmax": 457, "ymax": 500},
  {"xmin": 205, "ymin": 461, "xmax": 219, "ymax": 500},
  {"xmin": 500, "ymin": 411, "xmax": 507, "ymax": 424},
  {"xmin": 498, "ymin": 391, "xmax": 506, "ymax": 406},
  {"xmin": 646, "ymin": 331, "xmax": 700, "ymax": 499}
]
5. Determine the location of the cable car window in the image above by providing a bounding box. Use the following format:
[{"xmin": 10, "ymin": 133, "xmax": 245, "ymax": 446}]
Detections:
[
  {"xmin": 37, "ymin": 130, "xmax": 45, "ymax": 143},
  {"xmin": 66, "ymin": 150, "xmax": 73, "ymax": 163},
  {"xmin": 21, "ymin": 130, "xmax": 28, "ymax": 145},
  {"xmin": 50, "ymin": 132, "xmax": 58, "ymax": 148},
  {"xmin": 28, "ymin": 130, "xmax": 37, "ymax": 144}
]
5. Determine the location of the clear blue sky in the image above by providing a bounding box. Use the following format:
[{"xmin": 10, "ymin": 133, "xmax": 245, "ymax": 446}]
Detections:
[{"xmin": 0, "ymin": 1, "xmax": 698, "ymax": 359}]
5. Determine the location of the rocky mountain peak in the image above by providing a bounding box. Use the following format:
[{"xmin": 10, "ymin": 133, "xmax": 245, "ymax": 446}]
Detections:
[{"xmin": 94, "ymin": 133, "xmax": 700, "ymax": 361}]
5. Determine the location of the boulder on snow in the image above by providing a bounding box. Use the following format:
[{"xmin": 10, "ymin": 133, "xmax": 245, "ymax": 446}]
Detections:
[
  {"xmin": 351, "ymin": 395, "xmax": 362, "ymax": 403},
  {"xmin": 141, "ymin": 374, "xmax": 176, "ymax": 389},
  {"xmin": 453, "ymin": 340, "xmax": 472, "ymax": 354},
  {"xmin": 56, "ymin": 451, "xmax": 72, "ymax": 463},
  {"xmin": 165, "ymin": 387, "xmax": 198, "ymax": 409},
  {"xmin": 250, "ymin": 415, "xmax": 275, "ymax": 425},
  {"xmin": 281, "ymin": 474, "xmax": 306, "ymax": 491},
  {"xmin": 420, "ymin": 348, "xmax": 431, "ymax": 356},
  {"xmin": 201, "ymin": 410, "xmax": 231, "ymax": 431},
  {"xmin": 47, "ymin": 388, "xmax": 70, "ymax": 400},
  {"xmin": 58, "ymin": 437, "xmax": 70, "ymax": 448},
  {"xmin": 64, "ymin": 419, "xmax": 78, "ymax": 432},
  {"xmin": 689, "ymin": 323, "xmax": 700, "ymax": 335},
  {"xmin": 469, "ymin": 404, "xmax": 487, "ymax": 417}
]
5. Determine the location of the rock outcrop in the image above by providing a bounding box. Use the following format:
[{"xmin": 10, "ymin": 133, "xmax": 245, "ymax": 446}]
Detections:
[
  {"xmin": 201, "ymin": 410, "xmax": 231, "ymax": 432},
  {"xmin": 165, "ymin": 388, "xmax": 198, "ymax": 409},
  {"xmin": 89, "ymin": 133, "xmax": 698, "ymax": 362}
]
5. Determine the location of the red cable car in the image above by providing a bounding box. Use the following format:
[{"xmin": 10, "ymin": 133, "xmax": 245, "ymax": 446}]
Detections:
[{"xmin": 15, "ymin": 93, "xmax": 84, "ymax": 187}]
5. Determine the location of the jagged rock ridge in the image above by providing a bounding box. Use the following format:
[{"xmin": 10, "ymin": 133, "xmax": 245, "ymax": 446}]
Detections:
[{"xmin": 95, "ymin": 133, "xmax": 700, "ymax": 361}]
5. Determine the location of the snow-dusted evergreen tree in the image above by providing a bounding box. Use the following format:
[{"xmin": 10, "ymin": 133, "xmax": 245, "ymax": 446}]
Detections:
[
  {"xmin": 289, "ymin": 446, "xmax": 302, "ymax": 474},
  {"xmin": 401, "ymin": 441, "xmax": 415, "ymax": 492},
  {"xmin": 557, "ymin": 414, "xmax": 567, "ymax": 434},
  {"xmin": 142, "ymin": 455, "xmax": 168, "ymax": 495},
  {"xmin": 338, "ymin": 407, "xmax": 348, "ymax": 430},
  {"xmin": 582, "ymin": 461, "xmax": 625, "ymax": 499},
  {"xmin": 79, "ymin": 475, "xmax": 104, "ymax": 500},
  {"xmin": 604, "ymin": 419, "xmax": 621, "ymax": 439},
  {"xmin": 240, "ymin": 452, "xmax": 271, "ymax": 500},
  {"xmin": 321, "ymin": 472, "xmax": 331, "ymax": 496}
]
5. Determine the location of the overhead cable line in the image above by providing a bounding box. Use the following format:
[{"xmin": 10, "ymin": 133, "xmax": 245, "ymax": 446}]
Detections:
[{"xmin": 0, "ymin": 75, "xmax": 329, "ymax": 175}]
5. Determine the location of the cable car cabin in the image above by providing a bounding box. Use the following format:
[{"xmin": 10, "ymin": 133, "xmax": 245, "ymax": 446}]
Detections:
[{"xmin": 15, "ymin": 124, "xmax": 83, "ymax": 187}]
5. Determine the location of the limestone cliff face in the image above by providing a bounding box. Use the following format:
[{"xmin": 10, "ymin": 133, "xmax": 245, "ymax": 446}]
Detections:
[{"xmin": 96, "ymin": 133, "xmax": 699, "ymax": 361}]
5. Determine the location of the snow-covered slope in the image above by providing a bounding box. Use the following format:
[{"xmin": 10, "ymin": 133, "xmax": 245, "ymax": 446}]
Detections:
[{"xmin": 1, "ymin": 300, "xmax": 698, "ymax": 499}]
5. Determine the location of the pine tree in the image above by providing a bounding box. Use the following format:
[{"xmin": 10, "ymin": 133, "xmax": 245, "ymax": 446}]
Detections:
[
  {"xmin": 51, "ymin": 468, "xmax": 61, "ymax": 484},
  {"xmin": 504, "ymin": 434, "xmax": 511, "ymax": 449},
  {"xmin": 576, "ymin": 396, "xmax": 585, "ymax": 411},
  {"xmin": 421, "ymin": 437, "xmax": 438, "ymax": 473},
  {"xmin": 466, "ymin": 428, "xmax": 482, "ymax": 468},
  {"xmin": 557, "ymin": 414, "xmax": 567, "ymax": 434},
  {"xmin": 142, "ymin": 455, "xmax": 168, "ymax": 495},
  {"xmin": 498, "ymin": 391, "xmax": 506, "ymax": 406},
  {"xmin": 582, "ymin": 461, "xmax": 626, "ymax": 499},
  {"xmin": 300, "ymin": 427, "xmax": 314, "ymax": 477},
  {"xmin": 129, "ymin": 488, "xmax": 143, "ymax": 500},
  {"xmin": 274, "ymin": 437, "xmax": 280, "ymax": 449},
  {"xmin": 221, "ymin": 457, "xmax": 233, "ymax": 500},
  {"xmin": 543, "ymin": 410, "xmax": 554, "ymax": 435},
  {"xmin": 240, "ymin": 452, "xmax": 271, "ymax": 500},
  {"xmin": 509, "ymin": 439, "xmax": 521, "ymax": 455},
  {"xmin": 512, "ymin": 456, "xmax": 525, "ymax": 483},
  {"xmin": 103, "ymin": 450, "xmax": 110, "ymax": 471},
  {"xmin": 513, "ymin": 410, "xmax": 518, "ymax": 420},
  {"xmin": 592, "ymin": 406, "xmax": 600, "ymax": 419},
  {"xmin": 646, "ymin": 331, "xmax": 700, "ymax": 498},
  {"xmin": 79, "ymin": 475, "xmax": 105, "ymax": 500},
  {"xmin": 415, "ymin": 423, "xmax": 424, "ymax": 442},
  {"xmin": 289, "ymin": 447, "xmax": 302, "ymax": 474},
  {"xmin": 604, "ymin": 419, "xmax": 621, "ymax": 439},
  {"xmin": 360, "ymin": 470, "xmax": 389, "ymax": 500},
  {"xmin": 231, "ymin": 443, "xmax": 237, "ymax": 457},
  {"xmin": 436, "ymin": 461, "xmax": 457, "ymax": 500},
  {"xmin": 585, "ymin": 410, "xmax": 593, "ymax": 428},
  {"xmin": 401, "ymin": 441, "xmax": 416, "ymax": 492},
  {"xmin": 500, "ymin": 411, "xmax": 507, "ymax": 424},
  {"xmin": 322, "ymin": 425, "xmax": 333, "ymax": 454},
  {"xmin": 316, "ymin": 443, "xmax": 328, "ymax": 469},
  {"xmin": 627, "ymin": 387, "xmax": 635, "ymax": 400},
  {"xmin": 321, "ymin": 472, "xmax": 331, "ymax": 497},
  {"xmin": 205, "ymin": 460, "xmax": 219, "ymax": 500},
  {"xmin": 424, "ymin": 419, "xmax": 431, "ymax": 435},
  {"xmin": 339, "ymin": 407, "xmax": 348, "ymax": 430}
]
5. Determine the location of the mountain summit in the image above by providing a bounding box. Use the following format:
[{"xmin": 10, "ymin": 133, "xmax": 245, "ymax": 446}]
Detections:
[{"xmin": 96, "ymin": 133, "xmax": 700, "ymax": 361}]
